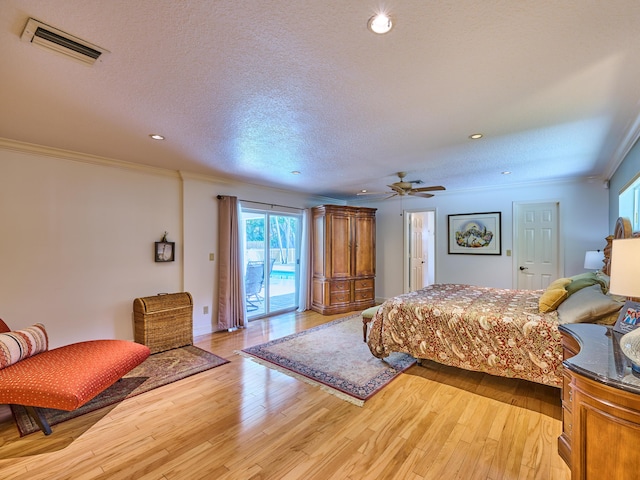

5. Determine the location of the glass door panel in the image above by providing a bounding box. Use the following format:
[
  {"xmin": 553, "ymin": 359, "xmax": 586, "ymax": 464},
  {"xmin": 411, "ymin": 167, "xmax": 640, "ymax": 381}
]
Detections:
[
  {"xmin": 242, "ymin": 208, "xmax": 299, "ymax": 319},
  {"xmin": 243, "ymin": 212, "xmax": 267, "ymax": 316},
  {"xmin": 268, "ymin": 215, "xmax": 298, "ymax": 313}
]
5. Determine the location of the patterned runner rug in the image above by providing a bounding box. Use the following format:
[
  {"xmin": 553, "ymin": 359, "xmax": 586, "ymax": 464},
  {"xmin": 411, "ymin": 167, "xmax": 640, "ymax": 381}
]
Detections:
[
  {"xmin": 12, "ymin": 345, "xmax": 229, "ymax": 436},
  {"xmin": 238, "ymin": 314, "xmax": 415, "ymax": 406}
]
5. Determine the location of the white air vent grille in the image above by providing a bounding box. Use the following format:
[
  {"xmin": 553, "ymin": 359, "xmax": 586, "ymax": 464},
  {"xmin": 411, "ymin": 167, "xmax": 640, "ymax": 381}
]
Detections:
[{"xmin": 21, "ymin": 18, "xmax": 108, "ymax": 65}]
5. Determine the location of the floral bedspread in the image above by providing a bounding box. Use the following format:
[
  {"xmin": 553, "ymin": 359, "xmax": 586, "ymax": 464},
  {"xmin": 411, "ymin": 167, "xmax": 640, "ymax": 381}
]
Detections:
[{"xmin": 367, "ymin": 284, "xmax": 562, "ymax": 387}]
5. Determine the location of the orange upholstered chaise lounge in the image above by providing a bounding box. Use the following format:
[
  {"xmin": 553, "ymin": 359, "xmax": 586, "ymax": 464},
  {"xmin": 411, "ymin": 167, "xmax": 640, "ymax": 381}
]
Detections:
[{"xmin": 0, "ymin": 318, "xmax": 150, "ymax": 435}]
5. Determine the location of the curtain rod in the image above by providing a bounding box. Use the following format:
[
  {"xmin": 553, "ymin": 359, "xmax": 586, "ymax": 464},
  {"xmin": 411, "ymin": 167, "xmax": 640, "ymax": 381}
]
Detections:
[{"xmin": 217, "ymin": 195, "xmax": 302, "ymax": 211}]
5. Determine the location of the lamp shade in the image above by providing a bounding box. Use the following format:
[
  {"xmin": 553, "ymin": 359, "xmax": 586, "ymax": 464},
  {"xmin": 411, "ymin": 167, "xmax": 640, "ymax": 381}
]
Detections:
[
  {"xmin": 584, "ymin": 250, "xmax": 604, "ymax": 270},
  {"xmin": 609, "ymin": 238, "xmax": 640, "ymax": 297}
]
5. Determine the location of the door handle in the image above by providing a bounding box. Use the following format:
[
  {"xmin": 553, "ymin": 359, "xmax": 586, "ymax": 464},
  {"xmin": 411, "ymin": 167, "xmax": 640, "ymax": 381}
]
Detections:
[{"xmin": 519, "ymin": 266, "xmax": 528, "ymax": 271}]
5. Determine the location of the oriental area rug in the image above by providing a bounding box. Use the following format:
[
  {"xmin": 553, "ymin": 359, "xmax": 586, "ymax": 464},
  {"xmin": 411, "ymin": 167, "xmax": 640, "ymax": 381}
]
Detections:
[
  {"xmin": 12, "ymin": 345, "xmax": 229, "ymax": 436},
  {"xmin": 237, "ymin": 314, "xmax": 415, "ymax": 406}
]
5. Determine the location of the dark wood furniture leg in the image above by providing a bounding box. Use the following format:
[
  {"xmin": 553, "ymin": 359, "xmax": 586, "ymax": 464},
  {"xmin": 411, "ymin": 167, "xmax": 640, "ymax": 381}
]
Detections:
[{"xmin": 24, "ymin": 405, "xmax": 52, "ymax": 435}]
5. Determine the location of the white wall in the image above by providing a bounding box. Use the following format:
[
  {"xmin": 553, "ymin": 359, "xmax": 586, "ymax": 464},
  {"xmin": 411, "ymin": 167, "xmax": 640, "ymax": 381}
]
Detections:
[
  {"xmin": 610, "ymin": 139, "xmax": 640, "ymax": 230},
  {"xmin": 181, "ymin": 173, "xmax": 331, "ymax": 337},
  {"xmin": 0, "ymin": 141, "xmax": 335, "ymax": 347},
  {"xmin": 355, "ymin": 179, "xmax": 609, "ymax": 301},
  {"xmin": 1, "ymin": 140, "xmax": 612, "ymax": 346},
  {"xmin": 0, "ymin": 146, "xmax": 182, "ymax": 347}
]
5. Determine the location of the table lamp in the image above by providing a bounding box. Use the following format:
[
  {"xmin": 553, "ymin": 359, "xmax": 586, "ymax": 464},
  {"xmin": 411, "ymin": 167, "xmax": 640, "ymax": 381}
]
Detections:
[
  {"xmin": 583, "ymin": 250, "xmax": 604, "ymax": 272},
  {"xmin": 609, "ymin": 238, "xmax": 640, "ymax": 376}
]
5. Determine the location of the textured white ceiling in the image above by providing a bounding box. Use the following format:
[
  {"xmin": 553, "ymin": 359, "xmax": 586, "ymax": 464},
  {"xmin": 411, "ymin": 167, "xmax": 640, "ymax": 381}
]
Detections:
[{"xmin": 2, "ymin": 0, "xmax": 640, "ymax": 199}]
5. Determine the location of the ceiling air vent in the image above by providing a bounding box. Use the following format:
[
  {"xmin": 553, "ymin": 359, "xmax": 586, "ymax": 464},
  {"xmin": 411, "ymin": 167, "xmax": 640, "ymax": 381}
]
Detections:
[{"xmin": 20, "ymin": 18, "xmax": 109, "ymax": 65}]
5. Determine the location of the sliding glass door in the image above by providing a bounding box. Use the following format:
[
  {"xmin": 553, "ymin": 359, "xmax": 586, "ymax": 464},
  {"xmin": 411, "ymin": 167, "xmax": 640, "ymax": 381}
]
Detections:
[{"xmin": 241, "ymin": 207, "xmax": 300, "ymax": 319}]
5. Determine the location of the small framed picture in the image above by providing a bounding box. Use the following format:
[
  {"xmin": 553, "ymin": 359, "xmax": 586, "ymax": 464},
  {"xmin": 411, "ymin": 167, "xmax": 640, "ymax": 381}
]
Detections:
[
  {"xmin": 155, "ymin": 242, "xmax": 175, "ymax": 262},
  {"xmin": 613, "ymin": 300, "xmax": 640, "ymax": 334}
]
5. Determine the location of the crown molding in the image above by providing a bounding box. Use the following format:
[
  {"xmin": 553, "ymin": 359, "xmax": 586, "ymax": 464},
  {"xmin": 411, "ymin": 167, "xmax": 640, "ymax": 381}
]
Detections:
[
  {"xmin": 0, "ymin": 137, "xmax": 179, "ymax": 178},
  {"xmin": 604, "ymin": 111, "xmax": 640, "ymax": 180}
]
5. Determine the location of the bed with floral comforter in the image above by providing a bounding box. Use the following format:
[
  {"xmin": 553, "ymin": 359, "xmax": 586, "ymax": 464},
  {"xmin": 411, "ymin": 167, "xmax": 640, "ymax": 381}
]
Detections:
[{"xmin": 367, "ymin": 284, "xmax": 562, "ymax": 387}]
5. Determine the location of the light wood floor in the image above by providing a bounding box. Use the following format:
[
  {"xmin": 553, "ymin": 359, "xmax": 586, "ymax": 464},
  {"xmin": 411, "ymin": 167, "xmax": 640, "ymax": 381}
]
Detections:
[{"xmin": 0, "ymin": 310, "xmax": 570, "ymax": 479}]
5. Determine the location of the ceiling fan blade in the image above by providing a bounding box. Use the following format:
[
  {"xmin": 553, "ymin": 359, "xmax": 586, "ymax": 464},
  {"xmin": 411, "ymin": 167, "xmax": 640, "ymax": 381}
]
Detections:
[
  {"xmin": 408, "ymin": 191, "xmax": 434, "ymax": 198},
  {"xmin": 384, "ymin": 193, "xmax": 398, "ymax": 200},
  {"xmin": 412, "ymin": 185, "xmax": 446, "ymax": 192}
]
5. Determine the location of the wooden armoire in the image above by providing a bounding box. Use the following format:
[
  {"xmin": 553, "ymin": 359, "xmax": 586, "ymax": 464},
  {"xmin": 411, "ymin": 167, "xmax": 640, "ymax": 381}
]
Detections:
[{"xmin": 311, "ymin": 205, "xmax": 376, "ymax": 315}]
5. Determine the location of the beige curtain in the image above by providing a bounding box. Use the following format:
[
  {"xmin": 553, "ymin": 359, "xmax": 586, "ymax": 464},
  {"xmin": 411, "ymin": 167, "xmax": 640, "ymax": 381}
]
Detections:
[
  {"xmin": 217, "ymin": 195, "xmax": 246, "ymax": 330},
  {"xmin": 297, "ymin": 208, "xmax": 312, "ymax": 311}
]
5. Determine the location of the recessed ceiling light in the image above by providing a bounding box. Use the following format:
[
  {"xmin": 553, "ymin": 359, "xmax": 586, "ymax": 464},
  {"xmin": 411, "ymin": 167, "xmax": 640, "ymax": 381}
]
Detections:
[
  {"xmin": 469, "ymin": 133, "xmax": 483, "ymax": 139},
  {"xmin": 149, "ymin": 134, "xmax": 165, "ymax": 140},
  {"xmin": 291, "ymin": 171, "xmax": 301, "ymax": 175},
  {"xmin": 368, "ymin": 13, "xmax": 393, "ymax": 34},
  {"xmin": 361, "ymin": 189, "xmax": 368, "ymax": 193},
  {"xmin": 502, "ymin": 171, "xmax": 511, "ymax": 175}
]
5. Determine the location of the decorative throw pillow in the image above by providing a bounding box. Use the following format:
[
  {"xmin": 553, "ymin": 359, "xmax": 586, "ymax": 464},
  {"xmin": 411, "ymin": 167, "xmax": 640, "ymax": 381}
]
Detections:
[
  {"xmin": 557, "ymin": 285, "xmax": 624, "ymax": 324},
  {"xmin": 539, "ymin": 278, "xmax": 571, "ymax": 313},
  {"xmin": 0, "ymin": 323, "xmax": 49, "ymax": 369},
  {"xmin": 565, "ymin": 272, "xmax": 607, "ymax": 295},
  {"xmin": 0, "ymin": 319, "xmax": 10, "ymax": 333},
  {"xmin": 595, "ymin": 272, "xmax": 611, "ymax": 293}
]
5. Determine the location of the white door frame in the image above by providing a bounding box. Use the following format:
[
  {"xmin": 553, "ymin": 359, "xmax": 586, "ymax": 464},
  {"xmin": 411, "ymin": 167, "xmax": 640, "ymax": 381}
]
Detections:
[
  {"xmin": 512, "ymin": 201, "xmax": 563, "ymax": 289},
  {"xmin": 403, "ymin": 208, "xmax": 437, "ymax": 293}
]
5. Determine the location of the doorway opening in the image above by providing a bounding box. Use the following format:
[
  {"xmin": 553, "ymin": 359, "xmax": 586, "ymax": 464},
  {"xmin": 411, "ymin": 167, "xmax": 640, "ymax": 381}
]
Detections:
[
  {"xmin": 241, "ymin": 207, "xmax": 301, "ymax": 319},
  {"xmin": 404, "ymin": 210, "xmax": 436, "ymax": 293}
]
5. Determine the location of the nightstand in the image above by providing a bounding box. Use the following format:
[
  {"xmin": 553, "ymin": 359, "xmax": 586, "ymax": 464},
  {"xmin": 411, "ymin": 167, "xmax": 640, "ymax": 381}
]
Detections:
[{"xmin": 558, "ymin": 323, "xmax": 640, "ymax": 479}]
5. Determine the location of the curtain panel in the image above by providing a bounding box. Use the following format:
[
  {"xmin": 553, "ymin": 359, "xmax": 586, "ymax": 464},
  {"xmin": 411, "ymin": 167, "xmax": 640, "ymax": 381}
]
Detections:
[{"xmin": 217, "ymin": 195, "xmax": 246, "ymax": 330}]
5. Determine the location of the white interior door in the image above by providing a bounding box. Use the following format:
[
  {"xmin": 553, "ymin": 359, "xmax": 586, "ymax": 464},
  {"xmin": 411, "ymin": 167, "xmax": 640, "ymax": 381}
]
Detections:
[
  {"xmin": 515, "ymin": 202, "xmax": 560, "ymax": 289},
  {"xmin": 410, "ymin": 213, "xmax": 424, "ymax": 291},
  {"xmin": 405, "ymin": 210, "xmax": 435, "ymax": 293}
]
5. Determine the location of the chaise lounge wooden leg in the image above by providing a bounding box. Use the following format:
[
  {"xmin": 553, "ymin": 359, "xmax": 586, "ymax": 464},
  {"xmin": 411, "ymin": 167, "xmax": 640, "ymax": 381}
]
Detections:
[{"xmin": 24, "ymin": 406, "xmax": 52, "ymax": 435}]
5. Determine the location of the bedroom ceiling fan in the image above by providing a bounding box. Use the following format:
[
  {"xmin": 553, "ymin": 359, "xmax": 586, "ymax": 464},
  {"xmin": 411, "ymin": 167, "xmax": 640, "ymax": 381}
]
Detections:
[{"xmin": 358, "ymin": 172, "xmax": 446, "ymax": 199}]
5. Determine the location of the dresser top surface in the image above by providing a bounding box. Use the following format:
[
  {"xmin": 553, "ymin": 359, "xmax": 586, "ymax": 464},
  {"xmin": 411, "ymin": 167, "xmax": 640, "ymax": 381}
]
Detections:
[{"xmin": 559, "ymin": 323, "xmax": 640, "ymax": 395}]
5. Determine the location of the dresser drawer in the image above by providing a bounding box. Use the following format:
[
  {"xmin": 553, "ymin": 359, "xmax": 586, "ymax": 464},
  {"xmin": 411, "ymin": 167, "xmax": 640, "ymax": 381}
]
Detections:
[
  {"xmin": 330, "ymin": 291, "xmax": 350, "ymax": 304},
  {"xmin": 354, "ymin": 288, "xmax": 374, "ymax": 301},
  {"xmin": 330, "ymin": 280, "xmax": 351, "ymax": 293},
  {"xmin": 355, "ymin": 278, "xmax": 374, "ymax": 291}
]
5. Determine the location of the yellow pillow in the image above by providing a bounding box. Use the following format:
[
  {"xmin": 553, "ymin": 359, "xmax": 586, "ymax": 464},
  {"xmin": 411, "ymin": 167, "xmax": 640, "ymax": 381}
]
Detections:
[
  {"xmin": 548, "ymin": 278, "xmax": 571, "ymax": 290},
  {"xmin": 539, "ymin": 278, "xmax": 571, "ymax": 313}
]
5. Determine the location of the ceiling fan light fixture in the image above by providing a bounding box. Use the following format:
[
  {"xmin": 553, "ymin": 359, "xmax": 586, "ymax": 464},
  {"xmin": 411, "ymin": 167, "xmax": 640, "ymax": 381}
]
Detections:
[{"xmin": 368, "ymin": 13, "xmax": 393, "ymax": 34}]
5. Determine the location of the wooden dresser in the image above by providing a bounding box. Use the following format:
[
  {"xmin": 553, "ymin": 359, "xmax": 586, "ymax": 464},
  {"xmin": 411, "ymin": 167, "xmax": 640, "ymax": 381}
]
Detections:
[
  {"xmin": 558, "ymin": 323, "xmax": 640, "ymax": 479},
  {"xmin": 311, "ymin": 205, "xmax": 376, "ymax": 315}
]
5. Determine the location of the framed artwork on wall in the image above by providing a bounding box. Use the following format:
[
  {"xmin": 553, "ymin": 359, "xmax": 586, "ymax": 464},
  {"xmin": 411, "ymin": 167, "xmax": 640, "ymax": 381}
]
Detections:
[
  {"xmin": 448, "ymin": 212, "xmax": 501, "ymax": 255},
  {"xmin": 155, "ymin": 242, "xmax": 175, "ymax": 262}
]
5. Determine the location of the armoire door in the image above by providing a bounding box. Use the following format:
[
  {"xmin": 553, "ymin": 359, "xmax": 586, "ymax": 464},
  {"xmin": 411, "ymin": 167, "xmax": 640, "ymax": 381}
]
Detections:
[
  {"xmin": 328, "ymin": 210, "xmax": 352, "ymax": 279},
  {"xmin": 354, "ymin": 211, "xmax": 375, "ymax": 277}
]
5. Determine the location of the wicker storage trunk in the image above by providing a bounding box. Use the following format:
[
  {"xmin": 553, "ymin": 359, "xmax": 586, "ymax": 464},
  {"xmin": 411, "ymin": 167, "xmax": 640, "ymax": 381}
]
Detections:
[{"xmin": 133, "ymin": 292, "xmax": 193, "ymax": 353}]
